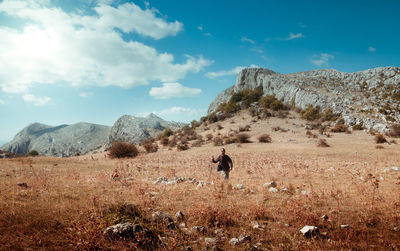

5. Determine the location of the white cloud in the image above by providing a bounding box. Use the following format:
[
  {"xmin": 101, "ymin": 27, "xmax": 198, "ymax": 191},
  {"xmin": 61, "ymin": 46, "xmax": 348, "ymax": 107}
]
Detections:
[
  {"xmin": 0, "ymin": 0, "xmax": 211, "ymax": 93},
  {"xmin": 22, "ymin": 94, "xmax": 51, "ymax": 106},
  {"xmin": 156, "ymin": 106, "xmax": 204, "ymax": 117},
  {"xmin": 79, "ymin": 92, "xmax": 92, "ymax": 98},
  {"xmin": 149, "ymin": 82, "xmax": 202, "ymax": 99},
  {"xmin": 368, "ymin": 46, "xmax": 376, "ymax": 52},
  {"xmin": 0, "ymin": 99, "xmax": 4, "ymax": 105},
  {"xmin": 206, "ymin": 64, "xmax": 259, "ymax": 79},
  {"xmin": 241, "ymin": 36, "xmax": 255, "ymax": 44},
  {"xmin": 311, "ymin": 53, "xmax": 334, "ymax": 66},
  {"xmin": 286, "ymin": 32, "xmax": 304, "ymax": 40},
  {"xmin": 251, "ymin": 48, "xmax": 264, "ymax": 53},
  {"xmin": 198, "ymin": 25, "xmax": 203, "ymax": 31}
]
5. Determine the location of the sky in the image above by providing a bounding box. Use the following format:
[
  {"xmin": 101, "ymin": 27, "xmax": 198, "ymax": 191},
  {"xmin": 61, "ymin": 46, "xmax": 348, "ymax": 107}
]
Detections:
[{"xmin": 0, "ymin": 0, "xmax": 399, "ymax": 144}]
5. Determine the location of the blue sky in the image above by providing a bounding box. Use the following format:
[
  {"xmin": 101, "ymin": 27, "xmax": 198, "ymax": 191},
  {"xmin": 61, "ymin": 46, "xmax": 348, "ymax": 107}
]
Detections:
[{"xmin": 0, "ymin": 0, "xmax": 399, "ymax": 144}]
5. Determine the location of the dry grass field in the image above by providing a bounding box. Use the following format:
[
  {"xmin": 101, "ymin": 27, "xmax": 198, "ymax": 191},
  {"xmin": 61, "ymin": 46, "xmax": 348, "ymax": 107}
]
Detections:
[{"xmin": 1, "ymin": 111, "xmax": 400, "ymax": 250}]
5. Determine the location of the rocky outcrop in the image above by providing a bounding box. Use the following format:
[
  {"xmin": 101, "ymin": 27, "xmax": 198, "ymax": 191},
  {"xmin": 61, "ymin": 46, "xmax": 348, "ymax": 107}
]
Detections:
[
  {"xmin": 108, "ymin": 113, "xmax": 184, "ymax": 145},
  {"xmin": 0, "ymin": 122, "xmax": 110, "ymax": 157},
  {"xmin": 208, "ymin": 67, "xmax": 400, "ymax": 131}
]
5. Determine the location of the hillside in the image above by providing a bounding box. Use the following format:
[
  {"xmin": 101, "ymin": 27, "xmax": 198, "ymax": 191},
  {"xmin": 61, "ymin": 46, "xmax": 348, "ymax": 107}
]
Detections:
[
  {"xmin": 0, "ymin": 122, "xmax": 110, "ymax": 157},
  {"xmin": 1, "ymin": 109, "xmax": 399, "ymax": 250},
  {"xmin": 209, "ymin": 67, "xmax": 400, "ymax": 132}
]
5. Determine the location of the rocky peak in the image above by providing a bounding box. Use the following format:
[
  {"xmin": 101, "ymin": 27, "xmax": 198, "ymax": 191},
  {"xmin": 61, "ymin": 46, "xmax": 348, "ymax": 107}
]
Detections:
[{"xmin": 208, "ymin": 66, "xmax": 400, "ymax": 132}]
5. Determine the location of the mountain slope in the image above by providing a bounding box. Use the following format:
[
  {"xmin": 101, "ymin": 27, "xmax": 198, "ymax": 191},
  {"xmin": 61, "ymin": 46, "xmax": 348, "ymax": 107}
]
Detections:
[
  {"xmin": 0, "ymin": 122, "xmax": 110, "ymax": 157},
  {"xmin": 109, "ymin": 113, "xmax": 185, "ymax": 144},
  {"xmin": 208, "ymin": 67, "xmax": 400, "ymax": 131}
]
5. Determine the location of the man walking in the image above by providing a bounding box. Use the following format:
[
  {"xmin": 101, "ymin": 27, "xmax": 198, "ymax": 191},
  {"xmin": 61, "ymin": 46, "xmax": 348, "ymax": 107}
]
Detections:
[{"xmin": 212, "ymin": 148, "xmax": 233, "ymax": 180}]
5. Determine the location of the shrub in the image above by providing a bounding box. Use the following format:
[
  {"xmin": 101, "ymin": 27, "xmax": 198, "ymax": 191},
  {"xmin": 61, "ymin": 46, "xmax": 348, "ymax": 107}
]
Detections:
[
  {"xmin": 160, "ymin": 128, "xmax": 173, "ymax": 138},
  {"xmin": 168, "ymin": 137, "xmax": 177, "ymax": 147},
  {"xmin": 27, "ymin": 150, "xmax": 39, "ymax": 157},
  {"xmin": 206, "ymin": 134, "xmax": 213, "ymax": 141},
  {"xmin": 191, "ymin": 139, "xmax": 204, "ymax": 147},
  {"xmin": 388, "ymin": 124, "xmax": 400, "ymax": 138},
  {"xmin": 259, "ymin": 95, "xmax": 277, "ymax": 109},
  {"xmin": 108, "ymin": 142, "xmax": 139, "ymax": 159},
  {"xmin": 258, "ymin": 134, "xmax": 272, "ymax": 143},
  {"xmin": 272, "ymin": 126, "xmax": 288, "ymax": 132},
  {"xmin": 213, "ymin": 136, "xmax": 224, "ymax": 146},
  {"xmin": 236, "ymin": 133, "xmax": 251, "ymax": 143},
  {"xmin": 190, "ymin": 120, "xmax": 200, "ymax": 128},
  {"xmin": 223, "ymin": 136, "xmax": 236, "ymax": 145},
  {"xmin": 143, "ymin": 141, "xmax": 158, "ymax": 153},
  {"xmin": 300, "ymin": 105, "xmax": 320, "ymax": 121},
  {"xmin": 207, "ymin": 112, "xmax": 218, "ymax": 123},
  {"xmin": 375, "ymin": 133, "xmax": 387, "ymax": 144},
  {"xmin": 177, "ymin": 143, "xmax": 189, "ymax": 151},
  {"xmin": 321, "ymin": 108, "xmax": 339, "ymax": 121},
  {"xmin": 352, "ymin": 124, "xmax": 364, "ymax": 130},
  {"xmin": 376, "ymin": 145, "xmax": 384, "ymax": 149},
  {"xmin": 216, "ymin": 124, "xmax": 223, "ymax": 130},
  {"xmin": 160, "ymin": 137, "xmax": 169, "ymax": 146},
  {"xmin": 331, "ymin": 124, "xmax": 349, "ymax": 133},
  {"xmin": 392, "ymin": 92, "xmax": 400, "ymax": 101},
  {"xmin": 317, "ymin": 139, "xmax": 330, "ymax": 147},
  {"xmin": 270, "ymin": 100, "xmax": 285, "ymax": 111}
]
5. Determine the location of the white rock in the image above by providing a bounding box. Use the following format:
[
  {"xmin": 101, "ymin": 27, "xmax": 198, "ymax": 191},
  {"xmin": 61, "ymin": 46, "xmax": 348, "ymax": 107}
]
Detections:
[
  {"xmin": 300, "ymin": 225, "xmax": 319, "ymax": 237},
  {"xmin": 384, "ymin": 166, "xmax": 400, "ymax": 172},
  {"xmin": 264, "ymin": 181, "xmax": 277, "ymax": 188},
  {"xmin": 236, "ymin": 184, "xmax": 244, "ymax": 190},
  {"xmin": 204, "ymin": 237, "xmax": 217, "ymax": 246},
  {"xmin": 229, "ymin": 238, "xmax": 239, "ymax": 246},
  {"xmin": 340, "ymin": 224, "xmax": 350, "ymax": 229},
  {"xmin": 269, "ymin": 187, "xmax": 278, "ymax": 193}
]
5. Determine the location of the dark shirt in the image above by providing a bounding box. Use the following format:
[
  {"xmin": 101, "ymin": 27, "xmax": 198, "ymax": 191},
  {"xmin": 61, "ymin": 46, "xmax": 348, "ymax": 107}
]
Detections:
[{"xmin": 213, "ymin": 154, "xmax": 233, "ymax": 171}]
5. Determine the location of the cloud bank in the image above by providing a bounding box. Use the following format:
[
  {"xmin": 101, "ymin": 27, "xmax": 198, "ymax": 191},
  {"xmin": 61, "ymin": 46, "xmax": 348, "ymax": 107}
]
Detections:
[
  {"xmin": 0, "ymin": 0, "xmax": 211, "ymax": 93},
  {"xmin": 149, "ymin": 82, "xmax": 202, "ymax": 99}
]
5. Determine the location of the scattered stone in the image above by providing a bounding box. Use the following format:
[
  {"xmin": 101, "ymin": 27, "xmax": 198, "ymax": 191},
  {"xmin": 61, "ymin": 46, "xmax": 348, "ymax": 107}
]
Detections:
[
  {"xmin": 182, "ymin": 246, "xmax": 193, "ymax": 251},
  {"xmin": 238, "ymin": 235, "xmax": 251, "ymax": 243},
  {"xmin": 197, "ymin": 181, "xmax": 205, "ymax": 188},
  {"xmin": 179, "ymin": 222, "xmax": 187, "ymax": 228},
  {"xmin": 284, "ymin": 223, "xmax": 290, "ymax": 227},
  {"xmin": 300, "ymin": 225, "xmax": 319, "ymax": 238},
  {"xmin": 167, "ymin": 222, "xmax": 178, "ymax": 230},
  {"xmin": 300, "ymin": 190, "xmax": 309, "ymax": 195},
  {"xmin": 252, "ymin": 221, "xmax": 261, "ymax": 229},
  {"xmin": 152, "ymin": 211, "xmax": 173, "ymax": 224},
  {"xmin": 263, "ymin": 181, "xmax": 277, "ymax": 188},
  {"xmin": 105, "ymin": 223, "xmax": 148, "ymax": 239},
  {"xmin": 229, "ymin": 238, "xmax": 239, "ymax": 246},
  {"xmin": 191, "ymin": 226, "xmax": 206, "ymax": 234},
  {"xmin": 360, "ymin": 176, "xmax": 365, "ymax": 181},
  {"xmin": 153, "ymin": 177, "xmax": 168, "ymax": 185},
  {"xmin": 340, "ymin": 224, "xmax": 350, "ymax": 229},
  {"xmin": 384, "ymin": 166, "xmax": 400, "ymax": 172},
  {"xmin": 175, "ymin": 211, "xmax": 185, "ymax": 222},
  {"xmin": 17, "ymin": 182, "xmax": 28, "ymax": 188},
  {"xmin": 269, "ymin": 187, "xmax": 278, "ymax": 193},
  {"xmin": 204, "ymin": 237, "xmax": 217, "ymax": 246},
  {"xmin": 236, "ymin": 184, "xmax": 245, "ymax": 190},
  {"xmin": 321, "ymin": 214, "xmax": 329, "ymax": 220},
  {"xmin": 280, "ymin": 187, "xmax": 289, "ymax": 192}
]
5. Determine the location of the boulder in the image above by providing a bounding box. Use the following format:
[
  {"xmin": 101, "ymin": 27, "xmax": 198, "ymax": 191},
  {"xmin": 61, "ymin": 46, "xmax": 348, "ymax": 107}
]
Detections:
[{"xmin": 300, "ymin": 225, "xmax": 319, "ymax": 238}]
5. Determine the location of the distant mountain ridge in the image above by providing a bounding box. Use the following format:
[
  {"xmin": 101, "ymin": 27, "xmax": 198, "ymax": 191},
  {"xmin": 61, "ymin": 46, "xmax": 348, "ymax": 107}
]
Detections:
[
  {"xmin": 108, "ymin": 113, "xmax": 185, "ymax": 145},
  {"xmin": 208, "ymin": 67, "xmax": 400, "ymax": 131},
  {"xmin": 1, "ymin": 113, "xmax": 184, "ymax": 157}
]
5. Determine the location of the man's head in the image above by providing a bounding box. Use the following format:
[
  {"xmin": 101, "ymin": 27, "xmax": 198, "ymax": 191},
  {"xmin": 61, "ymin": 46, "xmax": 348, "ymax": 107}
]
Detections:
[{"xmin": 221, "ymin": 148, "xmax": 225, "ymax": 155}]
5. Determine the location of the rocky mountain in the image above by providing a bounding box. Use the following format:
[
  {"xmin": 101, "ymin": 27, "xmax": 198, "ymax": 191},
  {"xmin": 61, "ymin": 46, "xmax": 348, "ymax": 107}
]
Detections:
[
  {"xmin": 0, "ymin": 122, "xmax": 111, "ymax": 157},
  {"xmin": 2, "ymin": 113, "xmax": 185, "ymax": 157},
  {"xmin": 108, "ymin": 113, "xmax": 185, "ymax": 144},
  {"xmin": 208, "ymin": 67, "xmax": 400, "ymax": 131}
]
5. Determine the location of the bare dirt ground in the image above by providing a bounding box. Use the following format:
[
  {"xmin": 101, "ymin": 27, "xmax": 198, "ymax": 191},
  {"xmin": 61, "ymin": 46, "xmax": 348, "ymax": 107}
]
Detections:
[{"xmin": 1, "ymin": 111, "xmax": 400, "ymax": 250}]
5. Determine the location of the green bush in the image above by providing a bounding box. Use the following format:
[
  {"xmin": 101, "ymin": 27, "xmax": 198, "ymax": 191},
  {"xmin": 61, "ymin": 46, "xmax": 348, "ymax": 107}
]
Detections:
[
  {"xmin": 142, "ymin": 141, "xmax": 158, "ymax": 153},
  {"xmin": 27, "ymin": 150, "xmax": 39, "ymax": 157},
  {"xmin": 270, "ymin": 100, "xmax": 284, "ymax": 111},
  {"xmin": 392, "ymin": 92, "xmax": 400, "ymax": 101},
  {"xmin": 259, "ymin": 95, "xmax": 277, "ymax": 109},
  {"xmin": 213, "ymin": 136, "xmax": 224, "ymax": 146},
  {"xmin": 388, "ymin": 124, "xmax": 400, "ymax": 138},
  {"xmin": 108, "ymin": 142, "xmax": 139, "ymax": 159},
  {"xmin": 321, "ymin": 108, "xmax": 338, "ymax": 121},
  {"xmin": 300, "ymin": 105, "xmax": 320, "ymax": 121},
  {"xmin": 177, "ymin": 143, "xmax": 189, "ymax": 151}
]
